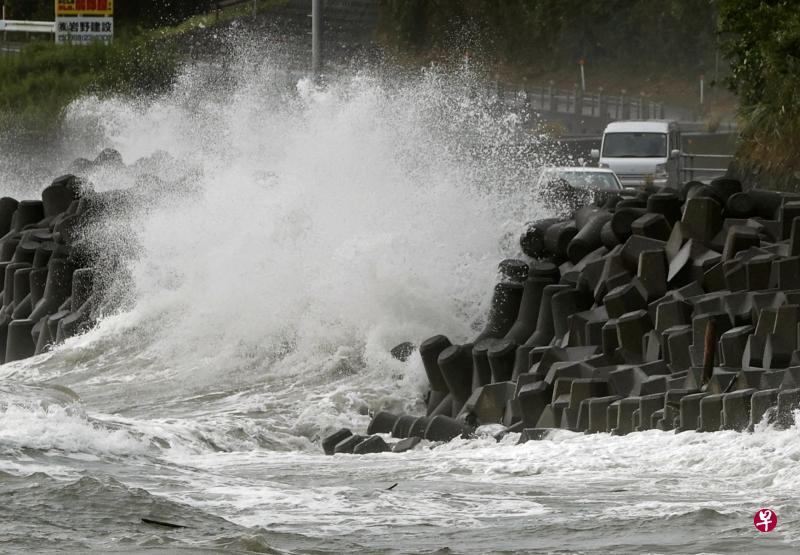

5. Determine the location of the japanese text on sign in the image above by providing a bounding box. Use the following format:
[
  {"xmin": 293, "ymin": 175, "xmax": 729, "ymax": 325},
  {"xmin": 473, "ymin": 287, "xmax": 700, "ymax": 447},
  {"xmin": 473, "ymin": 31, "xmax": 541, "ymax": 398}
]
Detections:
[{"xmin": 56, "ymin": 16, "xmax": 113, "ymax": 45}]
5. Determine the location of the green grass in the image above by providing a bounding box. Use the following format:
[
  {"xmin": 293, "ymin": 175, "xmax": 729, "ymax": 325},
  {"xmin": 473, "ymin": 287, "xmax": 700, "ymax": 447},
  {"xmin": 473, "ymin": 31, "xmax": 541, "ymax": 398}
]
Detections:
[{"xmin": 0, "ymin": 0, "xmax": 287, "ymax": 136}]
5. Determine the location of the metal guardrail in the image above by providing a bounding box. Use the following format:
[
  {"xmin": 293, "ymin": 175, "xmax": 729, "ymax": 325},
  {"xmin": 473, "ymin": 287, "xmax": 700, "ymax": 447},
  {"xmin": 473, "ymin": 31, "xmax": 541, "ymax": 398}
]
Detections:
[
  {"xmin": 680, "ymin": 153, "xmax": 734, "ymax": 182},
  {"xmin": 496, "ymin": 83, "xmax": 666, "ymax": 121},
  {"xmin": 0, "ymin": 20, "xmax": 55, "ymax": 33}
]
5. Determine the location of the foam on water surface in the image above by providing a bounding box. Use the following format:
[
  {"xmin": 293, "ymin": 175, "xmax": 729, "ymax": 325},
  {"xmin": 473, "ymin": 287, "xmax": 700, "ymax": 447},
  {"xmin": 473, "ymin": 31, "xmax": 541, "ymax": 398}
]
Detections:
[{"xmin": 0, "ymin": 40, "xmax": 797, "ymax": 553}]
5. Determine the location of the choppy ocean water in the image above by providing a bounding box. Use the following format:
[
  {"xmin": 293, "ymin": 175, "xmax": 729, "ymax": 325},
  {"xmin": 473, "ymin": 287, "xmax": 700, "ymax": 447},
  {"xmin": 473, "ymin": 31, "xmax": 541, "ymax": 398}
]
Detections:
[{"xmin": 0, "ymin": 44, "xmax": 797, "ymax": 554}]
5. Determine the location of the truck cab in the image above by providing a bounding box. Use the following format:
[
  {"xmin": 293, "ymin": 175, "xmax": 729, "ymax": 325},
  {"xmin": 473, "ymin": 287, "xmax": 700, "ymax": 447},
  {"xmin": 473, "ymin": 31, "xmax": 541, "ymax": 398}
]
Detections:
[{"xmin": 591, "ymin": 120, "xmax": 681, "ymax": 189}]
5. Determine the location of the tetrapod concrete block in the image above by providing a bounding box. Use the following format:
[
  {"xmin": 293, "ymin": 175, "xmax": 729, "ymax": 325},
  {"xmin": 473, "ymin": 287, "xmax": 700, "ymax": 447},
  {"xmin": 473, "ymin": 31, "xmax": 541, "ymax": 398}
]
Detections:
[
  {"xmin": 586, "ymin": 395, "xmax": 621, "ymax": 433},
  {"xmin": 632, "ymin": 213, "xmax": 672, "ymax": 241},
  {"xmin": 424, "ymin": 415, "xmax": 473, "ymax": 442},
  {"xmin": 353, "ymin": 435, "xmax": 390, "ymax": 455},
  {"xmin": 678, "ymin": 392, "xmax": 707, "ymax": 431},
  {"xmin": 637, "ymin": 393, "xmax": 665, "ymax": 431},
  {"xmin": 367, "ymin": 412, "xmax": 400, "ymax": 435},
  {"xmin": 776, "ymin": 388, "xmax": 800, "ymax": 428},
  {"xmin": 683, "ymin": 197, "xmax": 723, "ymax": 243},
  {"xmin": 722, "ymin": 389, "xmax": 756, "ymax": 431},
  {"xmin": 698, "ymin": 394, "xmax": 724, "ymax": 432},
  {"xmin": 611, "ymin": 397, "xmax": 640, "ymax": 435},
  {"xmin": 750, "ymin": 389, "xmax": 779, "ymax": 429}
]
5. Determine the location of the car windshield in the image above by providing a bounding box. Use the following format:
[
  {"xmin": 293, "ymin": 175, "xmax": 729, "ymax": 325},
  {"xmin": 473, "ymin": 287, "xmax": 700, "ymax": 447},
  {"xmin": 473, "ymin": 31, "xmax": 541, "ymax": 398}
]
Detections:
[
  {"xmin": 602, "ymin": 132, "xmax": 667, "ymax": 158},
  {"xmin": 544, "ymin": 170, "xmax": 621, "ymax": 192}
]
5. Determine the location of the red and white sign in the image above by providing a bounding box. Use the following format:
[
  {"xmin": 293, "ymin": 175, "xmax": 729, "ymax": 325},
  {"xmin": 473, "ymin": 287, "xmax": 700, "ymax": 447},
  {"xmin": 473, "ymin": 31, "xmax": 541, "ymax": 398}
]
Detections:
[{"xmin": 753, "ymin": 508, "xmax": 777, "ymax": 532}]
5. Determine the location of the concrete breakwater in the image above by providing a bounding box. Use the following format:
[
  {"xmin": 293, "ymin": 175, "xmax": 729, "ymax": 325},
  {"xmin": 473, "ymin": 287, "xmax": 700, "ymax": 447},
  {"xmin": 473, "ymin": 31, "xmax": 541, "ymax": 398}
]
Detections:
[
  {"xmin": 325, "ymin": 177, "xmax": 800, "ymax": 454},
  {"xmin": 0, "ymin": 173, "xmax": 103, "ymax": 363}
]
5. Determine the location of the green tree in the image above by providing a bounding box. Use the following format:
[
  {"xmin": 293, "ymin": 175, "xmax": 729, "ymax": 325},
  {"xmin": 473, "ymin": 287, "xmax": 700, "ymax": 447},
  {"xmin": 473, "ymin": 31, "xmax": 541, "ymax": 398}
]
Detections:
[{"xmin": 718, "ymin": 0, "xmax": 800, "ymax": 177}]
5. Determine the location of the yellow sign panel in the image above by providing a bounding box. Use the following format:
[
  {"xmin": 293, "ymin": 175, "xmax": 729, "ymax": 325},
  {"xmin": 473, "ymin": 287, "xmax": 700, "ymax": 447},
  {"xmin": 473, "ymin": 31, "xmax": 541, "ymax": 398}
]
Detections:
[{"xmin": 56, "ymin": 0, "xmax": 114, "ymax": 16}]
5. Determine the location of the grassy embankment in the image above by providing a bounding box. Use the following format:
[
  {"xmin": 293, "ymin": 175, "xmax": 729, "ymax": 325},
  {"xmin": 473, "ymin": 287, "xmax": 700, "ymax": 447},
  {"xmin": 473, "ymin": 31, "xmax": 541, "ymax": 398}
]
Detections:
[{"xmin": 0, "ymin": 0, "xmax": 286, "ymax": 138}]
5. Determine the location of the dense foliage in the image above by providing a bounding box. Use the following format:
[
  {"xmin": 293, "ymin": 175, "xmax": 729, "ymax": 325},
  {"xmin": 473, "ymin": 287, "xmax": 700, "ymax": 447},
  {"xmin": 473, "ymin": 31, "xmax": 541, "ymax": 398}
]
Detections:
[
  {"xmin": 718, "ymin": 0, "xmax": 800, "ymax": 177},
  {"xmin": 379, "ymin": 0, "xmax": 717, "ymax": 72}
]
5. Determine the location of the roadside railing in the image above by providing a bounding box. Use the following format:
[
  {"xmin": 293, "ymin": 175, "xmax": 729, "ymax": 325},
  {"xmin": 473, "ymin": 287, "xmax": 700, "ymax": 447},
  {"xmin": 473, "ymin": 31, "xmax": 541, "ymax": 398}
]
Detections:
[
  {"xmin": 680, "ymin": 153, "xmax": 734, "ymax": 182},
  {"xmin": 496, "ymin": 82, "xmax": 666, "ymax": 121}
]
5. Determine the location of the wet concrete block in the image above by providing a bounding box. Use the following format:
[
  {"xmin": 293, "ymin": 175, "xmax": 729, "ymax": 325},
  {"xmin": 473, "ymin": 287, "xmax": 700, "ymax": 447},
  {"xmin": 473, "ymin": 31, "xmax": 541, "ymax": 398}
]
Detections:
[
  {"xmin": 743, "ymin": 335, "xmax": 766, "ymax": 369},
  {"xmin": 391, "ymin": 415, "xmax": 418, "ymax": 439},
  {"xmin": 13, "ymin": 200, "xmax": 45, "ymax": 231},
  {"xmin": 655, "ymin": 299, "xmax": 692, "ymax": 334},
  {"xmin": 487, "ymin": 339, "xmax": 517, "ymax": 383},
  {"xmin": 367, "ymin": 412, "xmax": 400, "ymax": 435},
  {"xmin": 735, "ymin": 369, "xmax": 764, "ymax": 391},
  {"xmin": 535, "ymin": 404, "xmax": 558, "ymax": 428},
  {"xmin": 408, "ymin": 417, "xmax": 430, "ymax": 438},
  {"xmin": 647, "ymin": 191, "xmax": 683, "ymax": 224},
  {"xmin": 334, "ymin": 434, "xmax": 366, "ymax": 454},
  {"xmin": 520, "ymin": 218, "xmax": 559, "ymax": 258},
  {"xmin": 754, "ymin": 308, "xmax": 777, "ymax": 338},
  {"xmin": 475, "ymin": 282, "xmax": 525, "ymax": 342},
  {"xmin": 631, "ymin": 213, "xmax": 672, "ymax": 241},
  {"xmin": 550, "ymin": 287, "xmax": 593, "ymax": 341},
  {"xmin": 745, "ymin": 254, "xmax": 776, "ymax": 291},
  {"xmin": 722, "ymin": 225, "xmax": 760, "ymax": 262},
  {"xmin": 761, "ymin": 369, "xmax": 786, "ymax": 390},
  {"xmin": 586, "ymin": 395, "xmax": 621, "ymax": 433},
  {"xmin": 471, "ymin": 381, "xmax": 516, "ymax": 425},
  {"xmin": 780, "ymin": 201, "xmax": 800, "ymax": 240},
  {"xmin": 517, "ymin": 381, "xmax": 551, "ymax": 429},
  {"xmin": 524, "ymin": 284, "xmax": 571, "ymax": 348},
  {"xmin": 4, "ymin": 318, "xmax": 35, "ymax": 362},
  {"xmin": 611, "ymin": 207, "xmax": 647, "ymax": 242},
  {"xmin": 678, "ymin": 392, "xmax": 707, "ymax": 431},
  {"xmin": 666, "ymin": 325, "xmax": 693, "ymax": 372},
  {"xmin": 322, "ymin": 429, "xmax": 352, "ymax": 455},
  {"xmin": 604, "ymin": 283, "xmax": 647, "ymax": 319},
  {"xmin": 722, "ymin": 389, "xmax": 756, "ymax": 431},
  {"xmin": 764, "ymin": 333, "xmax": 794, "ymax": 369},
  {"xmin": 544, "ymin": 219, "xmax": 579, "ymax": 259},
  {"xmin": 636, "ymin": 249, "xmax": 668, "ymax": 301},
  {"xmin": 698, "ymin": 394, "xmax": 724, "ymax": 432},
  {"xmin": 637, "ymin": 393, "xmax": 665, "ymax": 431},
  {"xmin": 780, "ymin": 367, "xmax": 800, "ymax": 389},
  {"xmin": 702, "ymin": 262, "xmax": 726, "ymax": 292},
  {"xmin": 566, "ymin": 377, "xmax": 609, "ymax": 410},
  {"xmin": 568, "ymin": 211, "xmax": 612, "ymax": 264},
  {"xmin": 518, "ymin": 428, "xmax": 552, "ymax": 443},
  {"xmin": 750, "ymin": 389, "xmax": 779, "ymax": 428},
  {"xmin": 776, "ymin": 388, "xmax": 800, "ymax": 428},
  {"xmin": 392, "ymin": 436, "xmax": 421, "ymax": 453},
  {"xmin": 600, "ymin": 319, "xmax": 619, "ymax": 356},
  {"xmin": 682, "ymin": 197, "xmax": 723, "ymax": 243},
  {"xmin": 616, "ymin": 309, "xmax": 653, "ymax": 359},
  {"xmin": 774, "ymin": 256, "xmax": 800, "ymax": 290},
  {"xmin": 611, "ymin": 397, "xmax": 640, "ymax": 435},
  {"xmin": 471, "ymin": 339, "xmax": 495, "ymax": 390},
  {"xmin": 667, "ymin": 239, "xmax": 693, "ymax": 283},
  {"xmin": 600, "ymin": 220, "xmax": 621, "ymax": 250},
  {"xmin": 621, "ymin": 236, "xmax": 666, "ymax": 274},
  {"xmin": 424, "ymin": 415, "xmax": 473, "ymax": 442},
  {"xmin": 419, "ymin": 335, "xmax": 452, "ymax": 392},
  {"xmin": 353, "ymin": 435, "xmax": 389, "ymax": 455},
  {"xmin": 720, "ymin": 325, "xmax": 754, "ymax": 367},
  {"xmin": 438, "ymin": 344, "xmax": 474, "ymax": 410},
  {"xmin": 723, "ymin": 260, "xmax": 748, "ymax": 292}
]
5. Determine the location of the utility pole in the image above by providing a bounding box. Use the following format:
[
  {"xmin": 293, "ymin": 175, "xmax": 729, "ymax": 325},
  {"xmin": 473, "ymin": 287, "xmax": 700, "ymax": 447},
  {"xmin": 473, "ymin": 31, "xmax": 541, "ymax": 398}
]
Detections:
[
  {"xmin": 311, "ymin": 0, "xmax": 321, "ymax": 76},
  {"xmin": 253, "ymin": 0, "xmax": 257, "ymax": 18}
]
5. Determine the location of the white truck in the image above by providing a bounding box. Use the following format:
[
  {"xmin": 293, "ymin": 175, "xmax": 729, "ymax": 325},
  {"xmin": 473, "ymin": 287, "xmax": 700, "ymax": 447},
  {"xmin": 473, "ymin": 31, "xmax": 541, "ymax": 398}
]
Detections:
[{"xmin": 591, "ymin": 120, "xmax": 682, "ymax": 189}]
